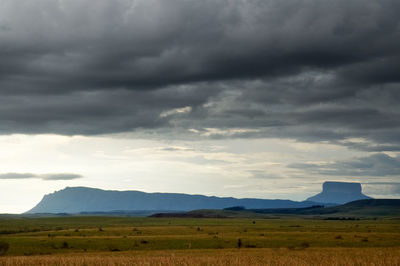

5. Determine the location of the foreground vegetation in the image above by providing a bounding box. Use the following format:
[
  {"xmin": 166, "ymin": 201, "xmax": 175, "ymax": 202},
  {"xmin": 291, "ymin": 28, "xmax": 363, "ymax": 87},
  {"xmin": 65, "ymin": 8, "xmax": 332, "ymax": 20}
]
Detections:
[
  {"xmin": 1, "ymin": 248, "xmax": 400, "ymax": 265},
  {"xmin": 0, "ymin": 216, "xmax": 399, "ymax": 265}
]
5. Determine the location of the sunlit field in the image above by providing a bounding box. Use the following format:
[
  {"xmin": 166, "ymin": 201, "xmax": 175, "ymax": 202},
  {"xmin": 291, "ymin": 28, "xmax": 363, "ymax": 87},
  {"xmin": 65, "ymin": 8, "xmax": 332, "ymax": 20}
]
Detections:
[{"xmin": 0, "ymin": 216, "xmax": 399, "ymax": 265}]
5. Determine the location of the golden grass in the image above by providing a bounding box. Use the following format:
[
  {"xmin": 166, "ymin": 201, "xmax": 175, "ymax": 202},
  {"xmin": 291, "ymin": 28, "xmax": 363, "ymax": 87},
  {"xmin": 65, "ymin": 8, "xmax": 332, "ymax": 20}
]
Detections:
[{"xmin": 1, "ymin": 247, "xmax": 400, "ymax": 266}]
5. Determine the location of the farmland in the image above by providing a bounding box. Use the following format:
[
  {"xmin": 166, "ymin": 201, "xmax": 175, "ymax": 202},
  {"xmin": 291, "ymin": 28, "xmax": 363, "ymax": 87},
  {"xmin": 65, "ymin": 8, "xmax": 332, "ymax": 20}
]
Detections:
[{"xmin": 0, "ymin": 216, "xmax": 399, "ymax": 265}]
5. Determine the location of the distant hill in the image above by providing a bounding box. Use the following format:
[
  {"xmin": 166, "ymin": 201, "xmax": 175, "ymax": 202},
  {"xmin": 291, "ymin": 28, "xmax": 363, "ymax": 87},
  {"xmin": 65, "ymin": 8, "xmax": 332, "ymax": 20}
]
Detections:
[
  {"xmin": 307, "ymin": 181, "xmax": 371, "ymax": 204},
  {"xmin": 251, "ymin": 199, "xmax": 400, "ymax": 217},
  {"xmin": 151, "ymin": 199, "xmax": 400, "ymax": 218},
  {"xmin": 26, "ymin": 187, "xmax": 323, "ymax": 214},
  {"xmin": 324, "ymin": 199, "xmax": 400, "ymax": 216}
]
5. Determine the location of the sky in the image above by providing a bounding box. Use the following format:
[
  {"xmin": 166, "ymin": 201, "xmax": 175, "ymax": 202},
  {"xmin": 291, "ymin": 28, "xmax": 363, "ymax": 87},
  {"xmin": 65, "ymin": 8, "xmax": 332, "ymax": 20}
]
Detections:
[{"xmin": 0, "ymin": 0, "xmax": 400, "ymax": 213}]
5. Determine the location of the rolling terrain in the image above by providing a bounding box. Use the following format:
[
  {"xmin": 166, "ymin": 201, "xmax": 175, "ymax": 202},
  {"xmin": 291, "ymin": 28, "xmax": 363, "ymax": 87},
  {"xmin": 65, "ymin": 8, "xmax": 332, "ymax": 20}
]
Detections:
[
  {"xmin": 0, "ymin": 215, "xmax": 399, "ymax": 265},
  {"xmin": 151, "ymin": 199, "xmax": 400, "ymax": 219},
  {"xmin": 1, "ymin": 199, "xmax": 399, "ymax": 265}
]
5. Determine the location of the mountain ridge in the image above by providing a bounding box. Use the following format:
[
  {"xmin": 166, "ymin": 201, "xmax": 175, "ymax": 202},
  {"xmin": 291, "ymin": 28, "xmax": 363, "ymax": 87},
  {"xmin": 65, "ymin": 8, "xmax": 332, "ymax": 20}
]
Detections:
[{"xmin": 27, "ymin": 186, "xmax": 325, "ymax": 214}]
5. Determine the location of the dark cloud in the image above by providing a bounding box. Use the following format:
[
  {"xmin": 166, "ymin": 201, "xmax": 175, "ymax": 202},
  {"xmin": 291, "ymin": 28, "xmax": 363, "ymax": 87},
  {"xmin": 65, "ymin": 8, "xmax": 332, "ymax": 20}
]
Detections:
[
  {"xmin": 0, "ymin": 0, "xmax": 399, "ymax": 150},
  {"xmin": 0, "ymin": 173, "xmax": 83, "ymax": 181},
  {"xmin": 289, "ymin": 153, "xmax": 400, "ymax": 177}
]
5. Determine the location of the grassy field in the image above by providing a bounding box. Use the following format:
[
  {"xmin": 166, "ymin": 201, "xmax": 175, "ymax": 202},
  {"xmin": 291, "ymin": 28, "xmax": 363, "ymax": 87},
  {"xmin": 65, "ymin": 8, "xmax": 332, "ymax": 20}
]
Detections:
[
  {"xmin": 0, "ymin": 216, "xmax": 399, "ymax": 265},
  {"xmin": 1, "ymin": 248, "xmax": 400, "ymax": 265}
]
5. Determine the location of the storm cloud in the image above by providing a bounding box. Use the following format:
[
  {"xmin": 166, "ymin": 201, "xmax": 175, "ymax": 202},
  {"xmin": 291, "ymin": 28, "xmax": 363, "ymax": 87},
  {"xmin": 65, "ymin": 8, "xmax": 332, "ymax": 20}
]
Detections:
[{"xmin": 0, "ymin": 0, "xmax": 399, "ymax": 150}]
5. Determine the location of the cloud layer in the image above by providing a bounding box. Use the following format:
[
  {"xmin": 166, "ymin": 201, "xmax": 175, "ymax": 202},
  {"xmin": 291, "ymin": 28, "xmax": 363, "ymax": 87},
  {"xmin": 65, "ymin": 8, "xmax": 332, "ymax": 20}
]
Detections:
[{"xmin": 0, "ymin": 0, "xmax": 399, "ymax": 150}]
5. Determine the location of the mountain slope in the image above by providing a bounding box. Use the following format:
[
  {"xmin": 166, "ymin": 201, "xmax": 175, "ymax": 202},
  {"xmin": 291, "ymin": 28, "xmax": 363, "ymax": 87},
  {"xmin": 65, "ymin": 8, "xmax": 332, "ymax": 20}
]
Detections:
[{"xmin": 26, "ymin": 187, "xmax": 321, "ymax": 214}]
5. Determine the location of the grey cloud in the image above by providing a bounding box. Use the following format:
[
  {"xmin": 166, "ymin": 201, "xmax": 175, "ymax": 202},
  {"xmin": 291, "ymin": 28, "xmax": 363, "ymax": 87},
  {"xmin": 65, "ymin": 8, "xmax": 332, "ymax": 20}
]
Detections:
[
  {"xmin": 363, "ymin": 182, "xmax": 400, "ymax": 196},
  {"xmin": 0, "ymin": 173, "xmax": 36, "ymax": 179},
  {"xmin": 0, "ymin": 0, "xmax": 399, "ymax": 151},
  {"xmin": 159, "ymin": 147, "xmax": 195, "ymax": 152},
  {"xmin": 0, "ymin": 84, "xmax": 219, "ymax": 135},
  {"xmin": 0, "ymin": 173, "xmax": 83, "ymax": 180},
  {"xmin": 40, "ymin": 174, "xmax": 83, "ymax": 180},
  {"xmin": 335, "ymin": 142, "xmax": 400, "ymax": 152},
  {"xmin": 364, "ymin": 182, "xmax": 400, "ymax": 186},
  {"xmin": 2, "ymin": 0, "xmax": 397, "ymax": 89},
  {"xmin": 289, "ymin": 153, "xmax": 400, "ymax": 177},
  {"xmin": 249, "ymin": 170, "xmax": 282, "ymax": 180}
]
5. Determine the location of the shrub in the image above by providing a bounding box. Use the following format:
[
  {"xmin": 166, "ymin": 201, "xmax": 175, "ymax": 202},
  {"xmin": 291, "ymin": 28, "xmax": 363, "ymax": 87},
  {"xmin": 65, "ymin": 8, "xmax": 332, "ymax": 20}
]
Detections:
[
  {"xmin": 300, "ymin": 242, "xmax": 310, "ymax": 248},
  {"xmin": 0, "ymin": 241, "xmax": 9, "ymax": 256},
  {"xmin": 61, "ymin": 241, "xmax": 69, "ymax": 249},
  {"xmin": 237, "ymin": 238, "xmax": 242, "ymax": 248},
  {"xmin": 224, "ymin": 206, "xmax": 245, "ymax": 211}
]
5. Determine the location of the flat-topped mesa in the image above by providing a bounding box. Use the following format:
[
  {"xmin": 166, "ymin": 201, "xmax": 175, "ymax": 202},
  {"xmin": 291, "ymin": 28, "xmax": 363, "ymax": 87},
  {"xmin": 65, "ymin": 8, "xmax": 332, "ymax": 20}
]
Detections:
[
  {"xmin": 307, "ymin": 181, "xmax": 371, "ymax": 204},
  {"xmin": 323, "ymin": 181, "xmax": 362, "ymax": 193}
]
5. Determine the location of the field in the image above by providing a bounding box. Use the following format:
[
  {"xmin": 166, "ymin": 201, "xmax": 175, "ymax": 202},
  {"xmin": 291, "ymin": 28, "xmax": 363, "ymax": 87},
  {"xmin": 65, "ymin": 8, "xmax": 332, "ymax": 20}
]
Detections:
[{"xmin": 0, "ymin": 216, "xmax": 400, "ymax": 265}]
